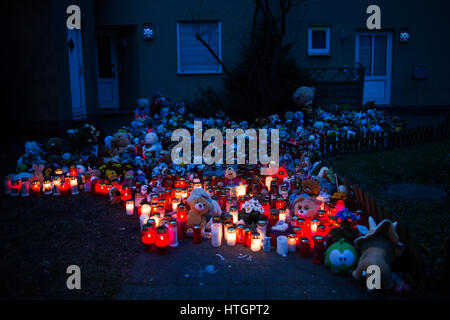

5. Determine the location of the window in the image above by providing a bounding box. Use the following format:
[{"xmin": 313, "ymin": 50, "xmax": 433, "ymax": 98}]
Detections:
[
  {"xmin": 177, "ymin": 21, "xmax": 222, "ymax": 74},
  {"xmin": 308, "ymin": 27, "xmax": 330, "ymax": 55}
]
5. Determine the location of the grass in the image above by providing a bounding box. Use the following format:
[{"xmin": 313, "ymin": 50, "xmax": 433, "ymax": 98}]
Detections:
[
  {"xmin": 0, "ymin": 192, "xmax": 141, "ymax": 299},
  {"xmin": 327, "ymin": 140, "xmax": 450, "ymax": 291}
]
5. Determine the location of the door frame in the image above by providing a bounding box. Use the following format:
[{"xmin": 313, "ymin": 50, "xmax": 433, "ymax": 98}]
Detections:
[
  {"xmin": 355, "ymin": 31, "xmax": 393, "ymax": 105},
  {"xmin": 67, "ymin": 28, "xmax": 87, "ymax": 120},
  {"xmin": 96, "ymin": 29, "xmax": 120, "ymax": 109}
]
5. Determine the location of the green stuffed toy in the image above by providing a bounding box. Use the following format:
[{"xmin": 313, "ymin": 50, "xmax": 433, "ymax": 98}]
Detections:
[{"xmin": 324, "ymin": 238, "xmax": 358, "ymax": 274}]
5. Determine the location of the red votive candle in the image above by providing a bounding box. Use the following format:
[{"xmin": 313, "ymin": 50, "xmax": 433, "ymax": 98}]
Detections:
[
  {"xmin": 244, "ymin": 227, "xmax": 252, "ymax": 247},
  {"xmin": 155, "ymin": 226, "xmax": 170, "ymax": 255},
  {"xmin": 299, "ymin": 237, "xmax": 311, "ymax": 258},
  {"xmin": 312, "ymin": 235, "xmax": 325, "ymax": 264},
  {"xmin": 193, "ymin": 224, "xmax": 202, "ymax": 244}
]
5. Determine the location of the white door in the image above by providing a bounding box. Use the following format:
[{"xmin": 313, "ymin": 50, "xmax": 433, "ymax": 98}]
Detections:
[
  {"xmin": 355, "ymin": 32, "xmax": 392, "ymax": 105},
  {"xmin": 67, "ymin": 29, "xmax": 87, "ymax": 120},
  {"xmin": 96, "ymin": 31, "xmax": 119, "ymax": 109}
]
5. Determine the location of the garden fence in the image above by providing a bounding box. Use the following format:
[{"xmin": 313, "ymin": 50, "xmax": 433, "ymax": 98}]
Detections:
[
  {"xmin": 337, "ymin": 176, "xmax": 440, "ymax": 296},
  {"xmin": 319, "ymin": 120, "xmax": 450, "ymax": 157}
]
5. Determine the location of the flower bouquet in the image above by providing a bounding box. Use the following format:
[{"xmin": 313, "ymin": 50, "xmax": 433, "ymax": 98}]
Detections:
[{"xmin": 239, "ymin": 198, "xmax": 265, "ymax": 227}]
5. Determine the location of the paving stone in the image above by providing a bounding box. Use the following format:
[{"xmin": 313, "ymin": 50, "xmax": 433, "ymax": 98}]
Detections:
[{"xmin": 116, "ymin": 238, "xmax": 372, "ymax": 300}]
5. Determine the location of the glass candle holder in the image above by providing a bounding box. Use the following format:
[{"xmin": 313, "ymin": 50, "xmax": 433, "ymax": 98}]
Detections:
[
  {"xmin": 299, "ymin": 237, "xmax": 311, "ymax": 258},
  {"xmin": 31, "ymin": 181, "xmax": 41, "ymax": 195},
  {"xmin": 269, "ymin": 209, "xmax": 279, "ymax": 227},
  {"xmin": 157, "ymin": 205, "xmax": 165, "ymax": 216},
  {"xmin": 176, "ymin": 204, "xmax": 187, "ymax": 222},
  {"xmin": 230, "ymin": 206, "xmax": 239, "ymax": 224},
  {"xmin": 21, "ymin": 178, "xmax": 30, "ymax": 197},
  {"xmin": 69, "ymin": 166, "xmax": 78, "ymax": 177},
  {"xmin": 193, "ymin": 224, "xmax": 202, "ymax": 244},
  {"xmin": 211, "ymin": 223, "xmax": 222, "ymax": 247},
  {"xmin": 141, "ymin": 204, "xmax": 151, "ymax": 216},
  {"xmin": 126, "ymin": 200, "xmax": 134, "ymax": 216},
  {"xmin": 172, "ymin": 198, "xmax": 180, "ymax": 211},
  {"xmin": 277, "ymin": 235, "xmax": 288, "ymax": 256},
  {"xmin": 275, "ymin": 195, "xmax": 285, "ymax": 210},
  {"xmin": 226, "ymin": 226, "xmax": 236, "ymax": 246},
  {"xmin": 10, "ymin": 180, "xmax": 20, "ymax": 196},
  {"xmin": 278, "ymin": 208, "xmax": 287, "ymax": 221},
  {"xmin": 288, "ymin": 233, "xmax": 297, "ymax": 253},
  {"xmin": 317, "ymin": 224, "xmax": 326, "ymax": 236},
  {"xmin": 139, "ymin": 215, "xmax": 151, "ymax": 232},
  {"xmin": 141, "ymin": 221, "xmax": 156, "ymax": 252},
  {"xmin": 291, "ymin": 215, "xmax": 298, "ymax": 227},
  {"xmin": 312, "ymin": 235, "xmax": 325, "ymax": 264},
  {"xmin": 318, "ymin": 210, "xmax": 327, "ymax": 220},
  {"xmin": 168, "ymin": 220, "xmax": 179, "ymax": 247},
  {"xmin": 155, "ymin": 226, "xmax": 170, "ymax": 255},
  {"xmin": 293, "ymin": 226, "xmax": 302, "ymax": 246},
  {"xmin": 43, "ymin": 180, "xmax": 52, "ymax": 195},
  {"xmin": 311, "ymin": 219, "xmax": 319, "ymax": 234},
  {"xmin": 52, "ymin": 177, "xmax": 61, "ymax": 196},
  {"xmin": 256, "ymin": 220, "xmax": 267, "ymax": 240},
  {"xmin": 244, "ymin": 227, "xmax": 252, "ymax": 247},
  {"xmin": 70, "ymin": 177, "xmax": 79, "ymax": 195},
  {"xmin": 236, "ymin": 224, "xmax": 245, "ymax": 244},
  {"xmin": 263, "ymin": 236, "xmax": 272, "ymax": 252},
  {"xmin": 226, "ymin": 199, "xmax": 233, "ymax": 212},
  {"xmin": 250, "ymin": 232, "xmax": 261, "ymax": 252},
  {"xmin": 84, "ymin": 176, "xmax": 91, "ymax": 193}
]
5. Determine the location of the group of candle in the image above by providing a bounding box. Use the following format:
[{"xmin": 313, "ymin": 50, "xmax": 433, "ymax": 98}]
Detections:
[
  {"xmin": 4, "ymin": 166, "xmax": 83, "ymax": 197},
  {"xmin": 4, "ymin": 166, "xmax": 349, "ymax": 264}
]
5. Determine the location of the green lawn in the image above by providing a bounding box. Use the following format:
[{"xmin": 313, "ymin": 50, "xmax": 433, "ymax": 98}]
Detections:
[{"xmin": 328, "ymin": 140, "xmax": 450, "ymax": 290}]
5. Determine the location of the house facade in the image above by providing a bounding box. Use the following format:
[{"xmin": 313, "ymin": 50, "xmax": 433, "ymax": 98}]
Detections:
[{"xmin": 4, "ymin": 0, "xmax": 450, "ymax": 136}]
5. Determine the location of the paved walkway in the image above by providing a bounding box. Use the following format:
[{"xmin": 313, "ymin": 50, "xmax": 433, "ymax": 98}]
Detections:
[{"xmin": 116, "ymin": 239, "xmax": 374, "ymax": 300}]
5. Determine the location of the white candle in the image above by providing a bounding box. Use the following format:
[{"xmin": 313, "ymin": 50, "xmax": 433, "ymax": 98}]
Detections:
[
  {"xmin": 265, "ymin": 176, "xmax": 273, "ymax": 191},
  {"xmin": 226, "ymin": 227, "xmax": 236, "ymax": 246},
  {"xmin": 70, "ymin": 177, "xmax": 79, "ymax": 195},
  {"xmin": 288, "ymin": 235, "xmax": 297, "ymax": 253},
  {"xmin": 141, "ymin": 204, "xmax": 151, "ymax": 216},
  {"xmin": 139, "ymin": 214, "xmax": 150, "ymax": 231},
  {"xmin": 251, "ymin": 234, "xmax": 261, "ymax": 252},
  {"xmin": 311, "ymin": 219, "xmax": 319, "ymax": 234},
  {"xmin": 236, "ymin": 184, "xmax": 246, "ymax": 197},
  {"xmin": 52, "ymin": 179, "xmax": 61, "ymax": 196},
  {"xmin": 172, "ymin": 198, "xmax": 180, "ymax": 211},
  {"xmin": 126, "ymin": 200, "xmax": 134, "ymax": 216},
  {"xmin": 278, "ymin": 210, "xmax": 287, "ymax": 222},
  {"xmin": 230, "ymin": 206, "xmax": 239, "ymax": 224},
  {"xmin": 169, "ymin": 221, "xmax": 179, "ymax": 247},
  {"xmin": 211, "ymin": 223, "xmax": 222, "ymax": 247},
  {"xmin": 277, "ymin": 235, "xmax": 288, "ymax": 256}
]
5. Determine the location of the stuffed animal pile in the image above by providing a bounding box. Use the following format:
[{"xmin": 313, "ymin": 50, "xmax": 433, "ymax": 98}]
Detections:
[{"xmin": 5, "ymin": 92, "xmax": 410, "ymax": 295}]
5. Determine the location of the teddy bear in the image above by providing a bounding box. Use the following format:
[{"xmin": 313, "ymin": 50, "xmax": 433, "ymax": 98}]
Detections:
[
  {"xmin": 353, "ymin": 217, "xmax": 404, "ymax": 291},
  {"xmin": 143, "ymin": 132, "xmax": 162, "ymax": 158},
  {"xmin": 186, "ymin": 188, "xmax": 222, "ymax": 236},
  {"xmin": 108, "ymin": 132, "xmax": 132, "ymax": 156},
  {"xmin": 291, "ymin": 195, "xmax": 322, "ymax": 219},
  {"xmin": 46, "ymin": 137, "xmax": 64, "ymax": 163}
]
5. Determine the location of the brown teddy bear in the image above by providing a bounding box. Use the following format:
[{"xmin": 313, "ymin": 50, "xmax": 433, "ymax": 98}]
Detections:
[
  {"xmin": 291, "ymin": 195, "xmax": 322, "ymax": 219},
  {"xmin": 302, "ymin": 179, "xmax": 321, "ymax": 197},
  {"xmin": 109, "ymin": 132, "xmax": 132, "ymax": 156},
  {"xmin": 186, "ymin": 188, "xmax": 222, "ymax": 235}
]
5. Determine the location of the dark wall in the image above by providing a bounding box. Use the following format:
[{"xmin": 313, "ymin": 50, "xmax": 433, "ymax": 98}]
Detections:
[{"xmin": 3, "ymin": 0, "xmax": 60, "ymax": 139}]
